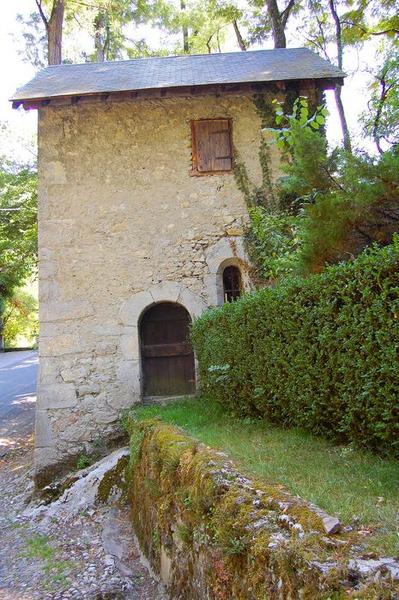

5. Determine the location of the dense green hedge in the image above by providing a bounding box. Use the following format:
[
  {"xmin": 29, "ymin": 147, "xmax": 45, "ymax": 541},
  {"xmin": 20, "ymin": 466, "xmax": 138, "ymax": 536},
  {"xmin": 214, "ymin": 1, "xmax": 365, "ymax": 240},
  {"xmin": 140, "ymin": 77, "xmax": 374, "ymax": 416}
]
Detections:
[{"xmin": 191, "ymin": 239, "xmax": 399, "ymax": 456}]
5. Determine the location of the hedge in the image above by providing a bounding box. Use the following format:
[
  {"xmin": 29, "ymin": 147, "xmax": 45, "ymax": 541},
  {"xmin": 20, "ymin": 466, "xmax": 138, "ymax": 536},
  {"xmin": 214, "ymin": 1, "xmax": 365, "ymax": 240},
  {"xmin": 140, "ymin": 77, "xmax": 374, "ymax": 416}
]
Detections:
[{"xmin": 191, "ymin": 239, "xmax": 399, "ymax": 456}]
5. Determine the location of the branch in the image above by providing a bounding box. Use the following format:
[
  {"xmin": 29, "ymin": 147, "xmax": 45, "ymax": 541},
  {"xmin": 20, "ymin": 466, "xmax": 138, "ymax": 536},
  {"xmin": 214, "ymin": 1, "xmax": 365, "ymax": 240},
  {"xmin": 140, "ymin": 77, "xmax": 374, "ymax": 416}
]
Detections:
[
  {"xmin": 206, "ymin": 32, "xmax": 214, "ymax": 53},
  {"xmin": 305, "ymin": 36, "xmax": 329, "ymax": 60},
  {"xmin": 308, "ymin": 0, "xmax": 330, "ymax": 62},
  {"xmin": 35, "ymin": 0, "xmax": 49, "ymax": 29},
  {"xmin": 216, "ymin": 29, "xmax": 221, "ymax": 53},
  {"xmin": 370, "ymin": 28, "xmax": 399, "ymax": 36},
  {"xmin": 281, "ymin": 0, "xmax": 296, "ymax": 28},
  {"xmin": 372, "ymin": 76, "xmax": 392, "ymax": 155},
  {"xmin": 322, "ymin": 166, "xmax": 346, "ymax": 192},
  {"xmin": 233, "ymin": 19, "xmax": 247, "ymax": 51},
  {"xmin": 328, "ymin": 0, "xmax": 343, "ymax": 69},
  {"xmin": 65, "ymin": 0, "xmax": 101, "ymax": 8},
  {"xmin": 341, "ymin": 21, "xmax": 399, "ymax": 38}
]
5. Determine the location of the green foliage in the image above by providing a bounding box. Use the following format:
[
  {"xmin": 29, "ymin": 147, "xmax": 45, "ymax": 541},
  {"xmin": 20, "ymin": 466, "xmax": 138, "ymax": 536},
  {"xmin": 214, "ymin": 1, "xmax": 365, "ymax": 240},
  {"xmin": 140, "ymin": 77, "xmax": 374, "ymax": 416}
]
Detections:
[
  {"xmin": 247, "ymin": 97, "xmax": 399, "ymax": 275},
  {"xmin": 233, "ymin": 134, "xmax": 278, "ymax": 210},
  {"xmin": 361, "ymin": 42, "xmax": 399, "ymax": 153},
  {"xmin": 297, "ymin": 147, "xmax": 399, "ymax": 272},
  {"xmin": 0, "ymin": 166, "xmax": 37, "ymax": 345},
  {"xmin": 268, "ymin": 97, "xmax": 328, "ymax": 154},
  {"xmin": 234, "ymin": 96, "xmax": 309, "ymax": 281},
  {"xmin": 3, "ymin": 289, "xmax": 38, "ymax": 348},
  {"xmin": 237, "ymin": 97, "xmax": 329, "ymax": 279},
  {"xmin": 191, "ymin": 240, "xmax": 399, "ymax": 456},
  {"xmin": 0, "ymin": 167, "xmax": 37, "ymax": 299},
  {"xmin": 246, "ymin": 207, "xmax": 303, "ymax": 280},
  {"xmin": 76, "ymin": 454, "xmax": 92, "ymax": 470}
]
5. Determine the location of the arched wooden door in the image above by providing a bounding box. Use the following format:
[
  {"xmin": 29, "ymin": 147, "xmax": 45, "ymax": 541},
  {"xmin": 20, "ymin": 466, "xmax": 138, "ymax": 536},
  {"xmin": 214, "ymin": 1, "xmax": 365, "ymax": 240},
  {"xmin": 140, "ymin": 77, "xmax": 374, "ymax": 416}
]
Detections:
[{"xmin": 140, "ymin": 302, "xmax": 196, "ymax": 397}]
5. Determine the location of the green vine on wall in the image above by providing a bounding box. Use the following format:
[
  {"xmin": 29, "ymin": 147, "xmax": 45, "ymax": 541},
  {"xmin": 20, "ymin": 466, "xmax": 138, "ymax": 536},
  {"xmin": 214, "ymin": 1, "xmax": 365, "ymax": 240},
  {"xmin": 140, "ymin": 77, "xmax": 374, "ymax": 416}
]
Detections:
[{"xmin": 233, "ymin": 93, "xmax": 306, "ymax": 282}]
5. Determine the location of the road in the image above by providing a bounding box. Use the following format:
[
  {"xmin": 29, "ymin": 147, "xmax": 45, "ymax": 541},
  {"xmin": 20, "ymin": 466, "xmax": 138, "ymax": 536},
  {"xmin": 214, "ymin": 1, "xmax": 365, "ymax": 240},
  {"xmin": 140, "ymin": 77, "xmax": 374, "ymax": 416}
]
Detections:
[{"xmin": 0, "ymin": 350, "xmax": 38, "ymax": 456}]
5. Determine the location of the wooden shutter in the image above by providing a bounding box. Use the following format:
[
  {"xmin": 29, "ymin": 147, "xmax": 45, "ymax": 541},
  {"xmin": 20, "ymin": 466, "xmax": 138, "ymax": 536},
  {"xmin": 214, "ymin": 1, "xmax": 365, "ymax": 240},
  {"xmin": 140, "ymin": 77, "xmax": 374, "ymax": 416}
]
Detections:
[{"xmin": 192, "ymin": 119, "xmax": 232, "ymax": 173}]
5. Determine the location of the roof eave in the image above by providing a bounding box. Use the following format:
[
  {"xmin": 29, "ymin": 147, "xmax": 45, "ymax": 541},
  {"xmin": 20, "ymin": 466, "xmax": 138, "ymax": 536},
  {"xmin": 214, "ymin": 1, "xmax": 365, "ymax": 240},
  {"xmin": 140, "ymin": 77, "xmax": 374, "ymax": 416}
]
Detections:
[{"xmin": 11, "ymin": 76, "xmax": 345, "ymax": 110}]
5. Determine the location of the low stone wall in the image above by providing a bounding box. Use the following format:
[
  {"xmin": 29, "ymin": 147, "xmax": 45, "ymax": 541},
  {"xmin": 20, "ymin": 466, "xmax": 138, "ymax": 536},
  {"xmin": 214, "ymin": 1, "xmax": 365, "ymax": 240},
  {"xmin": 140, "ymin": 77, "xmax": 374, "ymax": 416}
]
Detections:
[{"xmin": 127, "ymin": 420, "xmax": 399, "ymax": 599}]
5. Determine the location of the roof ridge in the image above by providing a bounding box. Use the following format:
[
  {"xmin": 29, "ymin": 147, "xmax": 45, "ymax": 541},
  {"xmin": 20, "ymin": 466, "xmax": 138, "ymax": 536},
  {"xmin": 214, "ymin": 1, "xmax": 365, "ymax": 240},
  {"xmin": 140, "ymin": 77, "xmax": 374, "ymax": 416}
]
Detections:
[{"xmin": 42, "ymin": 47, "xmax": 311, "ymax": 69}]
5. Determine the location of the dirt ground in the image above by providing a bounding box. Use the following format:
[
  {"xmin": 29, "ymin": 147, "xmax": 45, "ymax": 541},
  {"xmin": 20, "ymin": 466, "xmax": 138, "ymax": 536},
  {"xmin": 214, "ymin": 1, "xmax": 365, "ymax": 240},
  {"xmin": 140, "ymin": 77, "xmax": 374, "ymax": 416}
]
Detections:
[{"xmin": 0, "ymin": 438, "xmax": 166, "ymax": 600}]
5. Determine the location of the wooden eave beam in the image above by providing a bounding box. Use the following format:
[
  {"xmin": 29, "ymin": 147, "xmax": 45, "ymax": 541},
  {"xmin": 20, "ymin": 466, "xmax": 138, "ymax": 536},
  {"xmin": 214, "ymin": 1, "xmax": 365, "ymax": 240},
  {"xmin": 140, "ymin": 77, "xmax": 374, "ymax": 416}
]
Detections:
[{"xmin": 13, "ymin": 77, "xmax": 344, "ymax": 110}]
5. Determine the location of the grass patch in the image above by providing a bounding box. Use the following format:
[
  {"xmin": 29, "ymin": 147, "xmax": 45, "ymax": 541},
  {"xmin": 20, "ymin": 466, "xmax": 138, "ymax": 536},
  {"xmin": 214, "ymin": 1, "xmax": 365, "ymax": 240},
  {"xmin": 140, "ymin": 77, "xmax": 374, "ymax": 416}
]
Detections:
[
  {"xmin": 21, "ymin": 534, "xmax": 73, "ymax": 590},
  {"xmin": 131, "ymin": 397, "xmax": 399, "ymax": 555}
]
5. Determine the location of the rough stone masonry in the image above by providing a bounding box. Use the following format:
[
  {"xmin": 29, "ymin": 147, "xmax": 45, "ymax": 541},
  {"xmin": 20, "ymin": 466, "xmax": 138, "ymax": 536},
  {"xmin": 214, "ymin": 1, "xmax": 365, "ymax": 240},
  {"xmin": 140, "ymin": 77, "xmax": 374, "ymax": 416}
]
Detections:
[{"xmin": 35, "ymin": 92, "xmax": 280, "ymax": 485}]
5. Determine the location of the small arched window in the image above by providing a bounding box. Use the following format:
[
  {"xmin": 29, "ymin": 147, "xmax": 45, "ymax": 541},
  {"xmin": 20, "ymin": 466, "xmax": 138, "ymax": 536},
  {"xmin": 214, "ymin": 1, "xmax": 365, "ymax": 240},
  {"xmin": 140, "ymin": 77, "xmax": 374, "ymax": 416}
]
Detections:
[{"xmin": 223, "ymin": 265, "xmax": 242, "ymax": 303}]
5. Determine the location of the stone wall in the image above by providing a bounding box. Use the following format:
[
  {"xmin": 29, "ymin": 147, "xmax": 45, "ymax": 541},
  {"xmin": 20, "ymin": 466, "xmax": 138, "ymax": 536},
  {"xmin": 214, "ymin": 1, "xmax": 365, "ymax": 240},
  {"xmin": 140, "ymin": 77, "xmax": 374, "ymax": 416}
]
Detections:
[
  {"xmin": 127, "ymin": 420, "xmax": 399, "ymax": 599},
  {"xmin": 36, "ymin": 92, "xmax": 282, "ymax": 484}
]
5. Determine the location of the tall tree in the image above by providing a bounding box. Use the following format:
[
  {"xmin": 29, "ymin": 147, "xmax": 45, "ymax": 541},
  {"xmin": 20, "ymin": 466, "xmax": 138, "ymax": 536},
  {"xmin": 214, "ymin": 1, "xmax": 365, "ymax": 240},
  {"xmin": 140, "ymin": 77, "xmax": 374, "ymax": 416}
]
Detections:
[
  {"xmin": 248, "ymin": 0, "xmax": 298, "ymax": 48},
  {"xmin": 302, "ymin": 0, "xmax": 399, "ymax": 152},
  {"xmin": 89, "ymin": 0, "xmax": 142, "ymax": 62},
  {"xmin": 302, "ymin": 0, "xmax": 352, "ymax": 151},
  {"xmin": 35, "ymin": 0, "xmax": 65, "ymax": 65},
  {"xmin": 266, "ymin": 0, "xmax": 296, "ymax": 47},
  {"xmin": 328, "ymin": 0, "xmax": 352, "ymax": 152}
]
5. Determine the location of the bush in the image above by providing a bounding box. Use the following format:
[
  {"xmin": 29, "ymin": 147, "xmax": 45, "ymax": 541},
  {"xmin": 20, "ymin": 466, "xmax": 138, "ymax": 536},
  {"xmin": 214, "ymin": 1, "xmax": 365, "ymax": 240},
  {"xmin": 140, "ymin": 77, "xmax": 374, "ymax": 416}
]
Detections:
[{"xmin": 191, "ymin": 240, "xmax": 399, "ymax": 456}]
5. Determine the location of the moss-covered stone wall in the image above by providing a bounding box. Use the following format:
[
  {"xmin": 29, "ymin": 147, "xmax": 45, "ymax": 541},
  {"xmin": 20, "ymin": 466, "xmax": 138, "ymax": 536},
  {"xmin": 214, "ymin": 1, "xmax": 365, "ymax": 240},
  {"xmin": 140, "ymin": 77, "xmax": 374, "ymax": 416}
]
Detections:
[{"xmin": 127, "ymin": 420, "xmax": 399, "ymax": 599}]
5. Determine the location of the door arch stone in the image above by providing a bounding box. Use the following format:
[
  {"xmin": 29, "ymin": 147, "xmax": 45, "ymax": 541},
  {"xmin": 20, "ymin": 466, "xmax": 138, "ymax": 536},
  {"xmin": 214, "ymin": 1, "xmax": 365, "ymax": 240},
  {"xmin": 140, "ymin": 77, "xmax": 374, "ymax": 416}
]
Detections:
[{"xmin": 118, "ymin": 281, "xmax": 206, "ymax": 401}]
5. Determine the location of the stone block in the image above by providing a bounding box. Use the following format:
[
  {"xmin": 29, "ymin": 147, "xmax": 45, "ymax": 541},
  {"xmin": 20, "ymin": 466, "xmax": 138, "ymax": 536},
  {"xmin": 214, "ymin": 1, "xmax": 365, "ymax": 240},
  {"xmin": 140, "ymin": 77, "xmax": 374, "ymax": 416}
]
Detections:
[
  {"xmin": 40, "ymin": 334, "xmax": 80, "ymax": 357},
  {"xmin": 177, "ymin": 287, "xmax": 207, "ymax": 318},
  {"xmin": 95, "ymin": 410, "xmax": 118, "ymax": 425},
  {"xmin": 34, "ymin": 445, "xmax": 58, "ymax": 467},
  {"xmin": 205, "ymin": 236, "xmax": 248, "ymax": 275},
  {"xmin": 38, "ymin": 356, "xmax": 61, "ymax": 385},
  {"xmin": 41, "ymin": 300, "xmax": 94, "ymax": 322},
  {"xmin": 39, "ymin": 383, "xmax": 77, "ymax": 409},
  {"xmin": 119, "ymin": 291, "xmax": 153, "ymax": 326},
  {"xmin": 35, "ymin": 410, "xmax": 54, "ymax": 447},
  {"xmin": 39, "ymin": 322, "xmax": 66, "ymax": 338},
  {"xmin": 106, "ymin": 380, "xmax": 140, "ymax": 410},
  {"xmin": 120, "ymin": 332, "xmax": 139, "ymax": 360},
  {"xmin": 149, "ymin": 281, "xmax": 182, "ymax": 304},
  {"xmin": 322, "ymin": 516, "xmax": 341, "ymax": 535},
  {"xmin": 91, "ymin": 322, "xmax": 123, "ymax": 336},
  {"xmin": 60, "ymin": 366, "xmax": 87, "ymax": 382},
  {"xmin": 39, "ymin": 260, "xmax": 57, "ymax": 279},
  {"xmin": 116, "ymin": 360, "xmax": 140, "ymax": 384}
]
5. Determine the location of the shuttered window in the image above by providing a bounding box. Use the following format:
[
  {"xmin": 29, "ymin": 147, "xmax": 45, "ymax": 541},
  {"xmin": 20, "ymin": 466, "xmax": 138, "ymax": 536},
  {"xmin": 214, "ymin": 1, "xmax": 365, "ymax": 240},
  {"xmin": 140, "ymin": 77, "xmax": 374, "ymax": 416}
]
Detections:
[{"xmin": 191, "ymin": 119, "xmax": 233, "ymax": 174}]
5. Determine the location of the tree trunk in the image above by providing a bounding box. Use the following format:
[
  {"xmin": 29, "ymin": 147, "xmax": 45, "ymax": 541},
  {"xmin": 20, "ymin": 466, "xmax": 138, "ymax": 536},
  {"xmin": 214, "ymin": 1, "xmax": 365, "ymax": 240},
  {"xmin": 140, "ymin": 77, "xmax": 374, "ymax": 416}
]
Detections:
[
  {"xmin": 334, "ymin": 85, "xmax": 352, "ymax": 152},
  {"xmin": 94, "ymin": 11, "xmax": 106, "ymax": 62},
  {"xmin": 266, "ymin": 0, "xmax": 287, "ymax": 48},
  {"xmin": 181, "ymin": 0, "xmax": 189, "ymax": 52},
  {"xmin": 47, "ymin": 0, "xmax": 65, "ymax": 65},
  {"xmin": 328, "ymin": 0, "xmax": 352, "ymax": 152},
  {"xmin": 233, "ymin": 20, "xmax": 247, "ymax": 51}
]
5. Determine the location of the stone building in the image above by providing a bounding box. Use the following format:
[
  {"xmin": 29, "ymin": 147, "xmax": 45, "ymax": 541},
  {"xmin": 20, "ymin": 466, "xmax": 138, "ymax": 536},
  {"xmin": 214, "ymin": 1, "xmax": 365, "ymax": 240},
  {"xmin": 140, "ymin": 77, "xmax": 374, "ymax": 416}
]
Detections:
[{"xmin": 12, "ymin": 48, "xmax": 344, "ymax": 485}]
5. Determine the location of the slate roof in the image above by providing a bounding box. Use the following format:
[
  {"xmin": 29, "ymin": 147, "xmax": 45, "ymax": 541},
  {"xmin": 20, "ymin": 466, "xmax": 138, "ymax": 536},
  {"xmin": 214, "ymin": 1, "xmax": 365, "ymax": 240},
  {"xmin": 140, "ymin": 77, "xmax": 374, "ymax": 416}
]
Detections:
[{"xmin": 11, "ymin": 48, "xmax": 344, "ymax": 103}]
